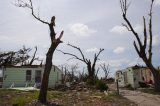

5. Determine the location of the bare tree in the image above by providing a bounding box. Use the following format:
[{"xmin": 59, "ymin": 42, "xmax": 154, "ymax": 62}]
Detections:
[
  {"xmin": 18, "ymin": 45, "xmax": 31, "ymax": 65},
  {"xmin": 120, "ymin": 0, "xmax": 160, "ymax": 91},
  {"xmin": 59, "ymin": 64, "xmax": 69, "ymax": 84},
  {"xmin": 95, "ymin": 67, "xmax": 100, "ymax": 80},
  {"xmin": 29, "ymin": 46, "xmax": 38, "ymax": 65},
  {"xmin": 58, "ymin": 44, "xmax": 104, "ymax": 85},
  {"xmin": 78, "ymin": 67, "xmax": 86, "ymax": 82},
  {"xmin": 100, "ymin": 63, "xmax": 110, "ymax": 80},
  {"xmin": 16, "ymin": 0, "xmax": 64, "ymax": 103},
  {"xmin": 70, "ymin": 63, "xmax": 79, "ymax": 82}
]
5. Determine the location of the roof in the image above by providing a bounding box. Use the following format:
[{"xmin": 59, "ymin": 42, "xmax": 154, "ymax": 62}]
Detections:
[
  {"xmin": 129, "ymin": 65, "xmax": 146, "ymax": 69},
  {"xmin": 2, "ymin": 65, "xmax": 56, "ymax": 68}
]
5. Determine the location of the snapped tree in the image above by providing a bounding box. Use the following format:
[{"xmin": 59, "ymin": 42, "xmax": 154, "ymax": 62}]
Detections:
[
  {"xmin": 120, "ymin": 0, "xmax": 160, "ymax": 91},
  {"xmin": 58, "ymin": 44, "xmax": 104, "ymax": 85},
  {"xmin": 16, "ymin": 0, "xmax": 64, "ymax": 103}
]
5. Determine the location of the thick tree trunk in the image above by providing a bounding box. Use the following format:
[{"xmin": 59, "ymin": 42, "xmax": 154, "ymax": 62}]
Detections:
[
  {"xmin": 153, "ymin": 71, "xmax": 160, "ymax": 91},
  {"xmin": 148, "ymin": 66, "xmax": 160, "ymax": 91},
  {"xmin": 144, "ymin": 59, "xmax": 160, "ymax": 92},
  {"xmin": 38, "ymin": 43, "xmax": 58, "ymax": 103},
  {"xmin": 87, "ymin": 64, "xmax": 95, "ymax": 85}
]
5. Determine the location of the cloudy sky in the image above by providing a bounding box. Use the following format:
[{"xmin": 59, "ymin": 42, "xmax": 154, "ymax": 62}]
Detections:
[{"xmin": 0, "ymin": 0, "xmax": 160, "ymax": 77}]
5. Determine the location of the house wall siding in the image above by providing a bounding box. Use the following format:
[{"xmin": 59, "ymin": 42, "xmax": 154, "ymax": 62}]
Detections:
[{"xmin": 2, "ymin": 66, "xmax": 62, "ymax": 88}]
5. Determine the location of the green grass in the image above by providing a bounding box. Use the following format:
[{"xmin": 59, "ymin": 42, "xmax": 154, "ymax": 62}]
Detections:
[
  {"xmin": 48, "ymin": 91, "xmax": 64, "ymax": 99},
  {"xmin": 11, "ymin": 96, "xmax": 27, "ymax": 106},
  {"xmin": 0, "ymin": 89, "xmax": 137, "ymax": 106},
  {"xmin": 0, "ymin": 89, "xmax": 65, "ymax": 106}
]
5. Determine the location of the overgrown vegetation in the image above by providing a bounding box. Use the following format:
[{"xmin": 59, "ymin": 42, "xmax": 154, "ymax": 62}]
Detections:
[
  {"xmin": 125, "ymin": 84, "xmax": 134, "ymax": 90},
  {"xmin": 0, "ymin": 88, "xmax": 137, "ymax": 106},
  {"xmin": 96, "ymin": 80, "xmax": 108, "ymax": 92}
]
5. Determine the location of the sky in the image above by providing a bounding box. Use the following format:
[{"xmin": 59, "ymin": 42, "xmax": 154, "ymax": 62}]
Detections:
[{"xmin": 0, "ymin": 0, "xmax": 160, "ymax": 77}]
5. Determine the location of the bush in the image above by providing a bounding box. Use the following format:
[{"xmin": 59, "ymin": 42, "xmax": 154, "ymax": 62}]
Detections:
[
  {"xmin": 125, "ymin": 84, "xmax": 134, "ymax": 90},
  {"xmin": 86, "ymin": 79, "xmax": 96, "ymax": 85},
  {"xmin": 139, "ymin": 82, "xmax": 149, "ymax": 88},
  {"xmin": 96, "ymin": 80, "xmax": 108, "ymax": 91}
]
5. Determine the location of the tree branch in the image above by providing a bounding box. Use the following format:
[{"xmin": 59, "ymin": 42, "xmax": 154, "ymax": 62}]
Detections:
[
  {"xmin": 92, "ymin": 48, "xmax": 104, "ymax": 70},
  {"xmin": 56, "ymin": 49, "xmax": 86, "ymax": 63},
  {"xmin": 67, "ymin": 43, "xmax": 87, "ymax": 63},
  {"xmin": 29, "ymin": 46, "xmax": 37, "ymax": 65},
  {"xmin": 15, "ymin": 0, "xmax": 49, "ymax": 25},
  {"xmin": 148, "ymin": 0, "xmax": 154, "ymax": 63},
  {"xmin": 143, "ymin": 16, "xmax": 147, "ymax": 49},
  {"xmin": 120, "ymin": 0, "xmax": 143, "ymax": 48}
]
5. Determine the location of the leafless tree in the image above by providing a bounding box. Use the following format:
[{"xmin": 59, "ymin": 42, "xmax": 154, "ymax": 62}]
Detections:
[
  {"xmin": 59, "ymin": 64, "xmax": 69, "ymax": 84},
  {"xmin": 120, "ymin": 0, "xmax": 160, "ymax": 91},
  {"xmin": 29, "ymin": 46, "xmax": 38, "ymax": 65},
  {"xmin": 16, "ymin": 0, "xmax": 64, "ymax": 103},
  {"xmin": 95, "ymin": 67, "xmax": 100, "ymax": 79},
  {"xmin": 58, "ymin": 44, "xmax": 104, "ymax": 84},
  {"xmin": 100, "ymin": 63, "xmax": 110, "ymax": 80},
  {"xmin": 18, "ymin": 45, "xmax": 31, "ymax": 65},
  {"xmin": 70, "ymin": 63, "xmax": 79, "ymax": 82},
  {"xmin": 78, "ymin": 67, "xmax": 87, "ymax": 82}
]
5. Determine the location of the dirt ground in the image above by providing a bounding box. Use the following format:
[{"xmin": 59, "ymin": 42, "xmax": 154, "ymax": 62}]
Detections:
[
  {"xmin": 120, "ymin": 89, "xmax": 160, "ymax": 106},
  {"xmin": 108, "ymin": 83, "xmax": 160, "ymax": 106}
]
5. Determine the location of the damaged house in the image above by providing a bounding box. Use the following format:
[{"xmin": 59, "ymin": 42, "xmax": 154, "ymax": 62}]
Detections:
[
  {"xmin": 115, "ymin": 65, "xmax": 156, "ymax": 88},
  {"xmin": 0, "ymin": 65, "xmax": 62, "ymax": 88}
]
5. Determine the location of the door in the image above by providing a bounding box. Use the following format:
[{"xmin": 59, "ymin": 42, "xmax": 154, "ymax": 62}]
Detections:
[{"xmin": 35, "ymin": 70, "xmax": 41, "ymax": 83}]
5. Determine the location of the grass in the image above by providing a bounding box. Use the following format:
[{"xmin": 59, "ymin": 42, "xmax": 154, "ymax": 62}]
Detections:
[
  {"xmin": 0, "ymin": 88, "xmax": 137, "ymax": 106},
  {"xmin": 140, "ymin": 88, "xmax": 160, "ymax": 95}
]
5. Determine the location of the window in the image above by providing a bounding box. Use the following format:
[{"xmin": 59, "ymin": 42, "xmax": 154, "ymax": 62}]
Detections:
[
  {"xmin": 26, "ymin": 70, "xmax": 32, "ymax": 81},
  {"xmin": 35, "ymin": 70, "xmax": 41, "ymax": 83}
]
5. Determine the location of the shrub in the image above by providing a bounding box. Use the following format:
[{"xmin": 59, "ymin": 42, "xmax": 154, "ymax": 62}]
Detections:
[
  {"xmin": 125, "ymin": 84, "xmax": 134, "ymax": 90},
  {"xmin": 139, "ymin": 82, "xmax": 149, "ymax": 88},
  {"xmin": 96, "ymin": 80, "xmax": 108, "ymax": 91}
]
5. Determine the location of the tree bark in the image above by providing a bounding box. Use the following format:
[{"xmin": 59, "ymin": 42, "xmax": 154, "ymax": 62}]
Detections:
[
  {"xmin": 15, "ymin": 0, "xmax": 64, "ymax": 103},
  {"xmin": 120, "ymin": 0, "xmax": 160, "ymax": 91},
  {"xmin": 87, "ymin": 63, "xmax": 95, "ymax": 84},
  {"xmin": 145, "ymin": 61, "xmax": 160, "ymax": 91},
  {"xmin": 38, "ymin": 43, "xmax": 59, "ymax": 103}
]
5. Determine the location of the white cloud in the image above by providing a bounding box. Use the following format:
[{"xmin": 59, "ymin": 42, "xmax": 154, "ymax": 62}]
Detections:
[
  {"xmin": 153, "ymin": 35, "xmax": 160, "ymax": 46},
  {"xmin": 128, "ymin": 58, "xmax": 145, "ymax": 67},
  {"xmin": 113, "ymin": 47, "xmax": 125, "ymax": 54},
  {"xmin": 70, "ymin": 23, "xmax": 96, "ymax": 36},
  {"xmin": 145, "ymin": 0, "xmax": 160, "ymax": 6},
  {"xmin": 110, "ymin": 25, "xmax": 143, "ymax": 34},
  {"xmin": 155, "ymin": 0, "xmax": 160, "ymax": 5},
  {"xmin": 86, "ymin": 47, "xmax": 99, "ymax": 53},
  {"xmin": 110, "ymin": 25, "xmax": 127, "ymax": 34},
  {"xmin": 147, "ymin": 35, "xmax": 160, "ymax": 46},
  {"xmin": 97, "ymin": 59, "xmax": 130, "ymax": 68},
  {"xmin": 134, "ymin": 25, "xmax": 143, "ymax": 33}
]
